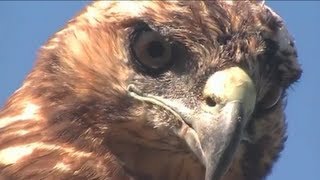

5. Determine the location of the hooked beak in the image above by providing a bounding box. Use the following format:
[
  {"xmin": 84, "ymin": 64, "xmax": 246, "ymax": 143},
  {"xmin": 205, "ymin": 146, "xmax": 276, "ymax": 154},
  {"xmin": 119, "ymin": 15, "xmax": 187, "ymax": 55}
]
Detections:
[{"xmin": 127, "ymin": 67, "xmax": 256, "ymax": 180}]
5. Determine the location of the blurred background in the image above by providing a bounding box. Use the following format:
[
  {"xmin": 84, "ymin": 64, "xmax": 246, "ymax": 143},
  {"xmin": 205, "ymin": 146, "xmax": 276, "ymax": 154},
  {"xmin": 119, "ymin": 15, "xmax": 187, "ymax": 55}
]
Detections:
[{"xmin": 0, "ymin": 1, "xmax": 318, "ymax": 180}]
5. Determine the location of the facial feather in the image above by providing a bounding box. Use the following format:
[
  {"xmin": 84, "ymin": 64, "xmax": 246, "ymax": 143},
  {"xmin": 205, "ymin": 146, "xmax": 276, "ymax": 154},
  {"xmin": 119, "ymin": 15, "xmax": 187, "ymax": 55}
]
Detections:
[{"xmin": 0, "ymin": 1, "xmax": 301, "ymax": 180}]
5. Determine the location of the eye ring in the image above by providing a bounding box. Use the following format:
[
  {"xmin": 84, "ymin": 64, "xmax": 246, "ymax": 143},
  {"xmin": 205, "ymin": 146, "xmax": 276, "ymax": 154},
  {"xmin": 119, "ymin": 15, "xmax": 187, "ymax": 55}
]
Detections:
[{"xmin": 131, "ymin": 29, "xmax": 173, "ymax": 73}]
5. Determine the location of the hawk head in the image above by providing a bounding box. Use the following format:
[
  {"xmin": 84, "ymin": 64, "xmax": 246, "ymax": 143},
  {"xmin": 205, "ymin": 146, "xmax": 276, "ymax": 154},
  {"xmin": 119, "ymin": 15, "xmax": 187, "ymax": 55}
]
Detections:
[{"xmin": 0, "ymin": 1, "xmax": 301, "ymax": 180}]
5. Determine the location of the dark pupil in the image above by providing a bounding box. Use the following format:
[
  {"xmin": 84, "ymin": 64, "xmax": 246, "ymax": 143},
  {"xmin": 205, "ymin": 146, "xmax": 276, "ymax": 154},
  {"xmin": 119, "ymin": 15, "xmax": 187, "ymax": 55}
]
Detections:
[{"xmin": 147, "ymin": 41, "xmax": 164, "ymax": 58}]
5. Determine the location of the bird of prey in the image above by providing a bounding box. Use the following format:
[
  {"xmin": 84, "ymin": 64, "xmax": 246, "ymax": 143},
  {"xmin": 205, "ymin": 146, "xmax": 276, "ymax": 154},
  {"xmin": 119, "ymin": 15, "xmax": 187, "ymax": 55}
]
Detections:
[{"xmin": 0, "ymin": 1, "xmax": 302, "ymax": 180}]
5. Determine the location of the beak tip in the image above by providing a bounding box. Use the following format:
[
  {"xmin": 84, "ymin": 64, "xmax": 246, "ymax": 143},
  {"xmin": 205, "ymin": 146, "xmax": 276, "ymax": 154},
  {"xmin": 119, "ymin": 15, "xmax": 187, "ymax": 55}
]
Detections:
[{"xmin": 198, "ymin": 102, "xmax": 245, "ymax": 180}]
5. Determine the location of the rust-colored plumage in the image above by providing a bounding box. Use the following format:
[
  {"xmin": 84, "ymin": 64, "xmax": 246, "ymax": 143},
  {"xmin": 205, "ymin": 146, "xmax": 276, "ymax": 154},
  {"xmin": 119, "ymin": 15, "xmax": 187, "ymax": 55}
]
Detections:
[{"xmin": 0, "ymin": 1, "xmax": 301, "ymax": 180}]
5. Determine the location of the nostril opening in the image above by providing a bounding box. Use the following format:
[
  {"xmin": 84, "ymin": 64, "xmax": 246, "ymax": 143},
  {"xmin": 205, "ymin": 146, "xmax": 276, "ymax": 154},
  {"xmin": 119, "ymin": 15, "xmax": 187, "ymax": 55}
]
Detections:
[{"xmin": 205, "ymin": 97, "xmax": 216, "ymax": 107}]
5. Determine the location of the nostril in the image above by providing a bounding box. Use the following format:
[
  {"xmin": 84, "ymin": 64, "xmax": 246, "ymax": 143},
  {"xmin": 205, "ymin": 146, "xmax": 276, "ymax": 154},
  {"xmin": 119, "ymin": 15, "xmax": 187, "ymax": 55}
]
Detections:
[{"xmin": 205, "ymin": 97, "xmax": 216, "ymax": 107}]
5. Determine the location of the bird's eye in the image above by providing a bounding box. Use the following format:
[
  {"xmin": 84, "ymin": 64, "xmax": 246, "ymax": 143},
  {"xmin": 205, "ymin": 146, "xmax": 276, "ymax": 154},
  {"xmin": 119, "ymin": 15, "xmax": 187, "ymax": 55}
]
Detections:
[
  {"xmin": 131, "ymin": 30, "xmax": 173, "ymax": 72},
  {"xmin": 259, "ymin": 86, "xmax": 283, "ymax": 109}
]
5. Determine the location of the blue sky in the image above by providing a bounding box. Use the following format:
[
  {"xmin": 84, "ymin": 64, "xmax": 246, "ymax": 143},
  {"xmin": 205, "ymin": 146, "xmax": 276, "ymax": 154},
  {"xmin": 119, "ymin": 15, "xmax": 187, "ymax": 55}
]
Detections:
[{"xmin": 0, "ymin": 2, "xmax": 318, "ymax": 180}]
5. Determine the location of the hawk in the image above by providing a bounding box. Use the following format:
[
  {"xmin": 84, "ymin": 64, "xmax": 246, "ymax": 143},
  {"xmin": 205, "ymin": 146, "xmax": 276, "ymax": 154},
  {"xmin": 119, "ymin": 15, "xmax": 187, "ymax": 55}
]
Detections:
[{"xmin": 0, "ymin": 1, "xmax": 302, "ymax": 180}]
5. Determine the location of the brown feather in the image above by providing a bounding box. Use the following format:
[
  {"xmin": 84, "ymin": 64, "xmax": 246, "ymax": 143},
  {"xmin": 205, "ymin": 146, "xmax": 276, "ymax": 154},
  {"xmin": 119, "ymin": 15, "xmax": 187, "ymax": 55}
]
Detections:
[{"xmin": 0, "ymin": 1, "xmax": 301, "ymax": 180}]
